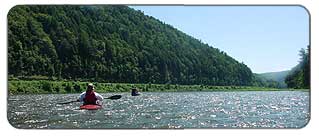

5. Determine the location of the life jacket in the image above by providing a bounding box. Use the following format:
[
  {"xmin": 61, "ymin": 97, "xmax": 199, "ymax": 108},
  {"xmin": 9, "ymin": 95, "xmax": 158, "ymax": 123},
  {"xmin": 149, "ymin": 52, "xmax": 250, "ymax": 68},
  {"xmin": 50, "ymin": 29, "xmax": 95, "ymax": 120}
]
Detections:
[{"xmin": 83, "ymin": 90, "xmax": 97, "ymax": 105}]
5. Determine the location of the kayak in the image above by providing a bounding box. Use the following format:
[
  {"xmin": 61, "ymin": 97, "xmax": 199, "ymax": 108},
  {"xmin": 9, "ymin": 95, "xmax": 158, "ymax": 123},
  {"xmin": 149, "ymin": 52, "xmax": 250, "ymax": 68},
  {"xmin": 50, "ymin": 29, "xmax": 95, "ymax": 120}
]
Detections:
[
  {"xmin": 132, "ymin": 93, "xmax": 140, "ymax": 96},
  {"xmin": 80, "ymin": 105, "xmax": 102, "ymax": 110},
  {"xmin": 80, "ymin": 104, "xmax": 102, "ymax": 110}
]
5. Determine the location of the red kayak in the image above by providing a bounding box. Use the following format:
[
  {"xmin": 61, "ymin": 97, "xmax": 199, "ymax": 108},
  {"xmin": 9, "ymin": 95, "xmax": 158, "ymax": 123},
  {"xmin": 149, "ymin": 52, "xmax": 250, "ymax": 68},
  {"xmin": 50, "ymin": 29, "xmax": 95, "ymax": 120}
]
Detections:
[{"xmin": 80, "ymin": 104, "xmax": 102, "ymax": 110}]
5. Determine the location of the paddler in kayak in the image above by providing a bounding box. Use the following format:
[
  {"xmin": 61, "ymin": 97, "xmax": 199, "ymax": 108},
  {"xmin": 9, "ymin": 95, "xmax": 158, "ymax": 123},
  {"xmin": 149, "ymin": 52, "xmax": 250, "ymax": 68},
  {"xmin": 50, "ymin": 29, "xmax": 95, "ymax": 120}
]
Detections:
[
  {"xmin": 77, "ymin": 83, "xmax": 103, "ymax": 105},
  {"xmin": 131, "ymin": 87, "xmax": 140, "ymax": 96}
]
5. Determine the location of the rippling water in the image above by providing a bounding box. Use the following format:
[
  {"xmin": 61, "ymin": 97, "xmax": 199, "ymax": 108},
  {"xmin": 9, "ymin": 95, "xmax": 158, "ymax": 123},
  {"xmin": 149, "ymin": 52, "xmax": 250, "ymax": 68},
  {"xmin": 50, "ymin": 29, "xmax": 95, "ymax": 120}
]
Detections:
[{"xmin": 7, "ymin": 91, "xmax": 309, "ymax": 129}]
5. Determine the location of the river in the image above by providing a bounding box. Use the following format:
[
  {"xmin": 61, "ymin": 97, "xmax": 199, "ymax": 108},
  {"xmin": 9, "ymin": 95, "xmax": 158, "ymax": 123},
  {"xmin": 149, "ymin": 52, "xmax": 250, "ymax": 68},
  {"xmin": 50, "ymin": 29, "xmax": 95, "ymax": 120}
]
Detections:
[{"xmin": 7, "ymin": 91, "xmax": 309, "ymax": 129}]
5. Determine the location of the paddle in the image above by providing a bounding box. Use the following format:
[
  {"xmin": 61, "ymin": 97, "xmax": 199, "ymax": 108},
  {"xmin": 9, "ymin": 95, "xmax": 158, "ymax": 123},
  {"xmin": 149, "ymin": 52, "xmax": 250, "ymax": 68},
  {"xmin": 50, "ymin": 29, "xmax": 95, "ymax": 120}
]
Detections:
[
  {"xmin": 105, "ymin": 95, "xmax": 122, "ymax": 100},
  {"xmin": 57, "ymin": 100, "xmax": 79, "ymax": 105},
  {"xmin": 57, "ymin": 95, "xmax": 122, "ymax": 105}
]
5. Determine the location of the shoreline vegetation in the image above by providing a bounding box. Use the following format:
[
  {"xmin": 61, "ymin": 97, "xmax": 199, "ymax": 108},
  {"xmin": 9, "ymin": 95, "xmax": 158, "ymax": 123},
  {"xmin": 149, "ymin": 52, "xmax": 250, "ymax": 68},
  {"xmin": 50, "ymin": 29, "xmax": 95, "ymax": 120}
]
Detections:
[{"xmin": 8, "ymin": 79, "xmax": 308, "ymax": 95}]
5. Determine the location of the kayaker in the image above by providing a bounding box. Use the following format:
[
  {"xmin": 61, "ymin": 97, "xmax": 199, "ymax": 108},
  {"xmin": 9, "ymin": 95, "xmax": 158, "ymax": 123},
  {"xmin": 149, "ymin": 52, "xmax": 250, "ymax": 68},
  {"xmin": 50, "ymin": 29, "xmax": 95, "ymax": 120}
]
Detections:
[
  {"xmin": 77, "ymin": 83, "xmax": 103, "ymax": 105},
  {"xmin": 131, "ymin": 87, "xmax": 140, "ymax": 96}
]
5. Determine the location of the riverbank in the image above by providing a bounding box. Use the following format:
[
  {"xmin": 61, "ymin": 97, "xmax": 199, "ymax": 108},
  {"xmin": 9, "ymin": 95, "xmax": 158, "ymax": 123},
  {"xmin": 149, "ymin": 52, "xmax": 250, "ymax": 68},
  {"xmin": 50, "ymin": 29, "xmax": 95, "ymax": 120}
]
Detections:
[{"xmin": 8, "ymin": 79, "xmax": 306, "ymax": 95}]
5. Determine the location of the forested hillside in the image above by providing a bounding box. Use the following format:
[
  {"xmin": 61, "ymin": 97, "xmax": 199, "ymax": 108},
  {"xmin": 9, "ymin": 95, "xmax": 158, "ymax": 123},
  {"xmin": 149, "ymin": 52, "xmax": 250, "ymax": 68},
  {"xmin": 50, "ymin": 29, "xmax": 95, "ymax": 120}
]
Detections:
[
  {"xmin": 285, "ymin": 46, "xmax": 310, "ymax": 89},
  {"xmin": 8, "ymin": 5, "xmax": 255, "ymax": 86}
]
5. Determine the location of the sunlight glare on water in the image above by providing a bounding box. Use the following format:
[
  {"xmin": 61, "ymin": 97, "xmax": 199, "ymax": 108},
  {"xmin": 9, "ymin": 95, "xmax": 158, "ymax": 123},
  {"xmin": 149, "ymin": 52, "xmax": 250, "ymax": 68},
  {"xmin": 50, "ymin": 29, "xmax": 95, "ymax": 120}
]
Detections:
[{"xmin": 7, "ymin": 91, "xmax": 309, "ymax": 129}]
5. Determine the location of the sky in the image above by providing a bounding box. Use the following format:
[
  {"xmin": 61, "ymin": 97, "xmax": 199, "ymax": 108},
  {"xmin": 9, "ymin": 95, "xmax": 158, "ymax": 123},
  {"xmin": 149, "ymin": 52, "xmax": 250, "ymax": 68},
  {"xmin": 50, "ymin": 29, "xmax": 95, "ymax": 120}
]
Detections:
[{"xmin": 130, "ymin": 6, "xmax": 309, "ymax": 73}]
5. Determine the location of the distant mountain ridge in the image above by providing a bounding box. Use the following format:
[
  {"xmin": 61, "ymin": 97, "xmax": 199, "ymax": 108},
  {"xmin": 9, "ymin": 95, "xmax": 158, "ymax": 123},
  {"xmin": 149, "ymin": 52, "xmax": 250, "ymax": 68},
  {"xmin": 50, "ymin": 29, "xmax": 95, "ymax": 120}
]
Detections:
[{"xmin": 257, "ymin": 70, "xmax": 290, "ymax": 88}]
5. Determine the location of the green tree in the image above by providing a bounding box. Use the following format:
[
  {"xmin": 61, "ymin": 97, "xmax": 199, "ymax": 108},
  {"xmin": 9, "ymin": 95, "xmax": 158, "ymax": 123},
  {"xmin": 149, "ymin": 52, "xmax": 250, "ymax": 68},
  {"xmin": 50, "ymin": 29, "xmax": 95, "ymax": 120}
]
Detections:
[
  {"xmin": 285, "ymin": 46, "xmax": 310, "ymax": 89},
  {"xmin": 8, "ymin": 5, "xmax": 258, "ymax": 87}
]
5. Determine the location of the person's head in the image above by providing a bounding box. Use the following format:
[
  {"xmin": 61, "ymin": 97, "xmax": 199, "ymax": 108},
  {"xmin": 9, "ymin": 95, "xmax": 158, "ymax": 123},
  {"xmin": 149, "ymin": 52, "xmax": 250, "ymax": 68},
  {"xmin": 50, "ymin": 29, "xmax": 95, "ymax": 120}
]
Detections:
[
  {"xmin": 87, "ymin": 83, "xmax": 95, "ymax": 92},
  {"xmin": 132, "ymin": 88, "xmax": 137, "ymax": 92}
]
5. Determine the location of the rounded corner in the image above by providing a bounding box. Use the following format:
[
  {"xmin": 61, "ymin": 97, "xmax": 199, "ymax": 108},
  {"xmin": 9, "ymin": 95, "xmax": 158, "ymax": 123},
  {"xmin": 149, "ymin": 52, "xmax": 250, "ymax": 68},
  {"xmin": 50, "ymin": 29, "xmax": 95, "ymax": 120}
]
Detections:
[
  {"xmin": 6, "ymin": 114, "xmax": 22, "ymax": 130},
  {"xmin": 7, "ymin": 5, "xmax": 22, "ymax": 18},
  {"xmin": 296, "ymin": 116, "xmax": 311, "ymax": 129},
  {"xmin": 295, "ymin": 4, "xmax": 311, "ymax": 19}
]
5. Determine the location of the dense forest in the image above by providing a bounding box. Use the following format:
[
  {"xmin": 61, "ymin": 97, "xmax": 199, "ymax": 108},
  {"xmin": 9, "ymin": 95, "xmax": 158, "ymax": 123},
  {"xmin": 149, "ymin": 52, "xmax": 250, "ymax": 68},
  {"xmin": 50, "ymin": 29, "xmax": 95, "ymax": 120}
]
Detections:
[
  {"xmin": 285, "ymin": 46, "xmax": 310, "ymax": 89},
  {"xmin": 8, "ymin": 5, "xmax": 271, "ymax": 86}
]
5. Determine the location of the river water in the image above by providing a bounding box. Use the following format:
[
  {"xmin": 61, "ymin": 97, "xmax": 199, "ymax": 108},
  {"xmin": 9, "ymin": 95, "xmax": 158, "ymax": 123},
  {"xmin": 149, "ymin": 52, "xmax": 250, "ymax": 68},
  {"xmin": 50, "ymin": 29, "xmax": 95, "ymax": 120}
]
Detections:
[{"xmin": 7, "ymin": 91, "xmax": 309, "ymax": 129}]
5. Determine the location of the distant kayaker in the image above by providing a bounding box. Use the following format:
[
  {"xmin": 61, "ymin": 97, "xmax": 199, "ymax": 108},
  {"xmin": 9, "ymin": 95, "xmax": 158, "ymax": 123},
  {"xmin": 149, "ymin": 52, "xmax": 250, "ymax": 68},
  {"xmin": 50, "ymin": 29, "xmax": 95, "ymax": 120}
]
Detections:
[
  {"xmin": 77, "ymin": 83, "xmax": 103, "ymax": 105},
  {"xmin": 131, "ymin": 87, "xmax": 140, "ymax": 96}
]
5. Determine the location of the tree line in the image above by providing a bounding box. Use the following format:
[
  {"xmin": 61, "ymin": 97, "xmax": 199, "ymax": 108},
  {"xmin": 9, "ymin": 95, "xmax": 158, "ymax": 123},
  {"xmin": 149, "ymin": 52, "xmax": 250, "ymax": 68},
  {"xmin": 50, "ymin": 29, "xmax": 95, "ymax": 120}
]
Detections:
[
  {"xmin": 8, "ymin": 5, "xmax": 271, "ymax": 86},
  {"xmin": 285, "ymin": 46, "xmax": 310, "ymax": 89}
]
